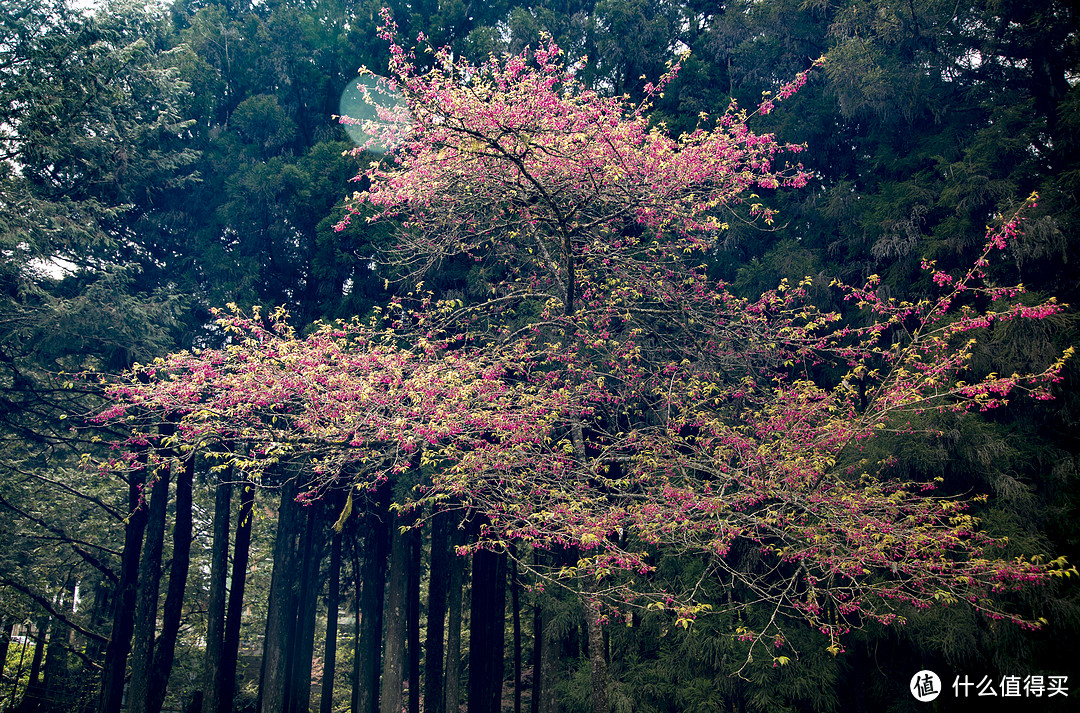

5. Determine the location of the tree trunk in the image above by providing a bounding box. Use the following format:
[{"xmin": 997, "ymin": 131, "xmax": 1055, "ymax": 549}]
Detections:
[
  {"xmin": 258, "ymin": 479, "xmax": 302, "ymax": 713},
  {"xmin": 219, "ymin": 479, "xmax": 255, "ymax": 713},
  {"xmin": 537, "ymin": 596, "xmax": 559, "ymax": 713},
  {"xmin": 39, "ymin": 581, "xmax": 78, "ymax": 711},
  {"xmin": 467, "ymin": 548, "xmax": 506, "ymax": 713},
  {"xmin": 128, "ymin": 461, "xmax": 171, "ymax": 713},
  {"xmin": 147, "ymin": 452, "xmax": 195, "ymax": 713},
  {"xmin": 381, "ymin": 513, "xmax": 410, "ymax": 713},
  {"xmin": 288, "ymin": 504, "xmax": 325, "ymax": 713},
  {"xmin": 443, "ymin": 529, "xmax": 464, "ymax": 713},
  {"xmin": 10, "ymin": 630, "xmax": 29, "ymax": 710},
  {"xmin": 97, "ymin": 459, "xmax": 149, "ymax": 713},
  {"xmin": 83, "ymin": 581, "xmax": 112, "ymax": 708},
  {"xmin": 27, "ymin": 617, "xmax": 46, "ymax": 688},
  {"xmin": 351, "ymin": 546, "xmax": 362, "ymax": 713},
  {"xmin": 530, "ymin": 600, "xmax": 541, "ymax": 713},
  {"xmin": 0, "ymin": 617, "xmax": 11, "ymax": 689},
  {"xmin": 423, "ymin": 510, "xmax": 450, "ymax": 713},
  {"xmin": 511, "ymin": 556, "xmax": 522, "ymax": 713},
  {"xmin": 357, "ymin": 491, "xmax": 390, "ymax": 713},
  {"xmin": 14, "ymin": 616, "xmax": 48, "ymax": 713},
  {"xmin": 320, "ymin": 517, "xmax": 343, "ymax": 713},
  {"xmin": 407, "ymin": 525, "xmax": 421, "ymax": 713},
  {"xmin": 202, "ymin": 473, "xmax": 233, "ymax": 713},
  {"xmin": 584, "ymin": 598, "xmax": 609, "ymax": 713}
]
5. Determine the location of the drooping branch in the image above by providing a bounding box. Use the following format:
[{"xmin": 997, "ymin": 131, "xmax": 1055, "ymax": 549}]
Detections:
[{"xmin": 0, "ymin": 578, "xmax": 108, "ymax": 645}]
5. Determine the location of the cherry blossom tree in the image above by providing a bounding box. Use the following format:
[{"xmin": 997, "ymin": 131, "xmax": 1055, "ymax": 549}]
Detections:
[{"xmin": 98, "ymin": 13, "xmax": 1073, "ymax": 706}]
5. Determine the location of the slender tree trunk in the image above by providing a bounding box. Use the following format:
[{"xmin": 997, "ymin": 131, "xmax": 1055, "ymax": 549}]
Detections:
[
  {"xmin": 467, "ymin": 548, "xmax": 506, "ymax": 713},
  {"xmin": 10, "ymin": 630, "xmax": 29, "ymax": 710},
  {"xmin": 16, "ymin": 615, "xmax": 48, "ymax": 712},
  {"xmin": 202, "ymin": 473, "xmax": 233, "ymax": 713},
  {"xmin": 351, "ymin": 545, "xmax": 362, "ymax": 713},
  {"xmin": 27, "ymin": 617, "xmax": 46, "ymax": 687},
  {"xmin": 407, "ymin": 525, "xmax": 421, "ymax": 713},
  {"xmin": 289, "ymin": 504, "xmax": 325, "ymax": 713},
  {"xmin": 357, "ymin": 493, "xmax": 390, "ymax": 713},
  {"xmin": 0, "ymin": 617, "xmax": 11, "ymax": 689},
  {"xmin": 39, "ymin": 582, "xmax": 78, "ymax": 710},
  {"xmin": 530, "ymin": 599, "xmax": 541, "ymax": 713},
  {"xmin": 128, "ymin": 461, "xmax": 171, "ymax": 713},
  {"xmin": 423, "ymin": 510, "xmax": 450, "ymax": 713},
  {"xmin": 537, "ymin": 596, "xmax": 559, "ymax": 713},
  {"xmin": 258, "ymin": 479, "xmax": 302, "ymax": 713},
  {"xmin": 511, "ymin": 556, "xmax": 522, "ymax": 713},
  {"xmin": 381, "ymin": 514, "xmax": 410, "ymax": 713},
  {"xmin": 584, "ymin": 597, "xmax": 609, "ymax": 713},
  {"xmin": 321, "ymin": 518, "xmax": 343, "ymax": 713},
  {"xmin": 83, "ymin": 581, "xmax": 112, "ymax": 708},
  {"xmin": 443, "ymin": 529, "xmax": 464, "ymax": 713},
  {"xmin": 219, "ymin": 480, "xmax": 255, "ymax": 713},
  {"xmin": 97, "ymin": 460, "xmax": 148, "ymax": 713},
  {"xmin": 147, "ymin": 452, "xmax": 195, "ymax": 713}
]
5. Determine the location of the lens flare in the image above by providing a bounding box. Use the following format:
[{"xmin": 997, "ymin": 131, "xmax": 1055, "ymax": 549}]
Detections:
[{"xmin": 338, "ymin": 74, "xmax": 410, "ymax": 153}]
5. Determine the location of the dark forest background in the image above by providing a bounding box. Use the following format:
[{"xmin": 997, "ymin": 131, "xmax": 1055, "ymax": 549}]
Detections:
[{"xmin": 1, "ymin": 1, "xmax": 1078, "ymax": 712}]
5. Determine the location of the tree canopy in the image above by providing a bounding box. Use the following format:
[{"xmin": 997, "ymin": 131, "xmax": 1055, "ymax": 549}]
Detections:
[{"xmin": 100, "ymin": 18, "xmax": 1073, "ymax": 664}]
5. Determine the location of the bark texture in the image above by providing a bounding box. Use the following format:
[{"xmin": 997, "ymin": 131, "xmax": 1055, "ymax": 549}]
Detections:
[
  {"xmin": 467, "ymin": 547, "xmax": 506, "ymax": 713},
  {"xmin": 201, "ymin": 474, "xmax": 232, "ymax": 713}
]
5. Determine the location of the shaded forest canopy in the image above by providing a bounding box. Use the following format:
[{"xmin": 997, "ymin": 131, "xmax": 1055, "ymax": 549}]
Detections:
[{"xmin": 1, "ymin": 1, "xmax": 1078, "ymax": 713}]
